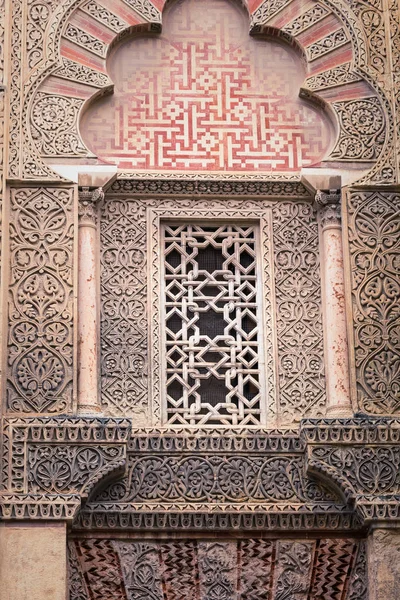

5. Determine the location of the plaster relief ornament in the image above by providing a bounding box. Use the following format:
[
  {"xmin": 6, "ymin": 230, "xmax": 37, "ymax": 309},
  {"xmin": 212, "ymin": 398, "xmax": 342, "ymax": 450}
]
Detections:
[{"xmin": 80, "ymin": 0, "xmax": 334, "ymax": 173}]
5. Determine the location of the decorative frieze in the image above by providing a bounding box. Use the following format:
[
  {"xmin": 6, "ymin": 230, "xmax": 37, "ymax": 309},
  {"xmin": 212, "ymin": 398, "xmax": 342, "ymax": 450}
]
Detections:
[{"xmin": 68, "ymin": 537, "xmax": 366, "ymax": 599}]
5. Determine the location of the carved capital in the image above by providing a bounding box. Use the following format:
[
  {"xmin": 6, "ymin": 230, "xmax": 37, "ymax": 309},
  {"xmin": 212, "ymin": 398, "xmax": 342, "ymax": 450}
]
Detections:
[
  {"xmin": 78, "ymin": 186, "xmax": 104, "ymax": 226},
  {"xmin": 0, "ymin": 417, "xmax": 131, "ymax": 520},
  {"xmin": 315, "ymin": 188, "xmax": 341, "ymax": 228}
]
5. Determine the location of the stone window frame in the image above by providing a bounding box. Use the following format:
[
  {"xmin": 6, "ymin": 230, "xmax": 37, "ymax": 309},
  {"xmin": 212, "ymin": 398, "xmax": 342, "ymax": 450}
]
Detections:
[{"xmin": 149, "ymin": 207, "xmax": 276, "ymax": 427}]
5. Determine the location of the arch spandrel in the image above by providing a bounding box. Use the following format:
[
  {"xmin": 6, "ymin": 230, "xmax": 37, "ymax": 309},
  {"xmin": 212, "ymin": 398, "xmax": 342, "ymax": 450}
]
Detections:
[{"xmin": 18, "ymin": 0, "xmax": 394, "ymax": 184}]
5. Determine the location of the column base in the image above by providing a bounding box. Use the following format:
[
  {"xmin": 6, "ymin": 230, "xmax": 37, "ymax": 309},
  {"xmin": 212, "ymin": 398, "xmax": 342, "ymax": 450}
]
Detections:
[{"xmin": 77, "ymin": 403, "xmax": 103, "ymax": 416}]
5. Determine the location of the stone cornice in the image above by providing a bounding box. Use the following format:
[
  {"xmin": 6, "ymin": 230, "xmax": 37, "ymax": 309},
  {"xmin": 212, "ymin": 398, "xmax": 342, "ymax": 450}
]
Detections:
[{"xmin": 2, "ymin": 417, "xmax": 400, "ymax": 529}]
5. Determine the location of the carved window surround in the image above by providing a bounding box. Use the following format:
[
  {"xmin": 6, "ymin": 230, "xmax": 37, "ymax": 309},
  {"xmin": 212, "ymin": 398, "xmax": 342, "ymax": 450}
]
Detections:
[{"xmin": 100, "ymin": 182, "xmax": 326, "ymax": 427}]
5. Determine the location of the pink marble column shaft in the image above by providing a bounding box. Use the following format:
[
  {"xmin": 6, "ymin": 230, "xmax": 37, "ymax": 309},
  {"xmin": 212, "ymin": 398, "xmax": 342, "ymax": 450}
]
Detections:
[
  {"xmin": 316, "ymin": 189, "xmax": 352, "ymax": 416},
  {"xmin": 77, "ymin": 187, "xmax": 103, "ymax": 414}
]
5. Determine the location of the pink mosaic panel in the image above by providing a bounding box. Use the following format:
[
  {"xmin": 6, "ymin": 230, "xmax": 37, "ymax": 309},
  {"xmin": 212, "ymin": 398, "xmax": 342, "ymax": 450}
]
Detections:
[{"xmin": 81, "ymin": 0, "xmax": 333, "ymax": 172}]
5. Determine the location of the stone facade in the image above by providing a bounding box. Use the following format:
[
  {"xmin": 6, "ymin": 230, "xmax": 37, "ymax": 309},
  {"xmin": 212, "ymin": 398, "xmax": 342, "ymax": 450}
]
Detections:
[{"xmin": 0, "ymin": 0, "xmax": 399, "ymax": 598}]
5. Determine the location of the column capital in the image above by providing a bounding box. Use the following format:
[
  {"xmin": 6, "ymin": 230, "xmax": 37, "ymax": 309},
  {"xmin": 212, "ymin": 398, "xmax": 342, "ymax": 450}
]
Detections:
[
  {"xmin": 78, "ymin": 186, "xmax": 104, "ymax": 226},
  {"xmin": 314, "ymin": 188, "xmax": 341, "ymax": 228}
]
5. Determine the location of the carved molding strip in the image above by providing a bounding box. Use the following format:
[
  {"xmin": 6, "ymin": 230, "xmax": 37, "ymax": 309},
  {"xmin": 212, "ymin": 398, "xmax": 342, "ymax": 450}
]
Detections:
[
  {"xmin": 346, "ymin": 191, "xmax": 400, "ymax": 414},
  {"xmin": 110, "ymin": 178, "xmax": 312, "ymax": 196},
  {"xmin": 63, "ymin": 23, "xmax": 107, "ymax": 57},
  {"xmin": 80, "ymin": 0, "xmax": 127, "ymax": 32},
  {"xmin": 7, "ymin": 187, "xmax": 75, "ymax": 414},
  {"xmin": 53, "ymin": 57, "xmax": 111, "ymax": 88},
  {"xmin": 306, "ymin": 28, "xmax": 349, "ymax": 62},
  {"xmin": 304, "ymin": 64, "xmax": 362, "ymax": 93}
]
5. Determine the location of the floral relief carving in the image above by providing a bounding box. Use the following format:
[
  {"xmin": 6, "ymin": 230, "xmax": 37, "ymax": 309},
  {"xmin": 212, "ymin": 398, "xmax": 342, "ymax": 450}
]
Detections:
[
  {"xmin": 330, "ymin": 97, "xmax": 385, "ymax": 161},
  {"xmin": 310, "ymin": 446, "xmax": 400, "ymax": 495},
  {"xmin": 63, "ymin": 23, "xmax": 107, "ymax": 57},
  {"xmin": 53, "ymin": 58, "xmax": 112, "ymax": 88},
  {"xmin": 93, "ymin": 454, "xmax": 336, "ymax": 505},
  {"xmin": 0, "ymin": 417, "xmax": 131, "ymax": 518},
  {"xmin": 282, "ymin": 4, "xmax": 330, "ymax": 36},
  {"xmin": 28, "ymin": 445, "xmax": 125, "ymax": 493},
  {"xmin": 122, "ymin": 0, "xmax": 161, "ymax": 23},
  {"xmin": 304, "ymin": 64, "xmax": 362, "ymax": 92},
  {"xmin": 347, "ymin": 191, "xmax": 400, "ymax": 414},
  {"xmin": 101, "ymin": 196, "xmax": 324, "ymax": 424},
  {"xmin": 80, "ymin": 0, "xmax": 127, "ymax": 32},
  {"xmin": 68, "ymin": 538, "xmax": 365, "ymax": 600},
  {"xmin": 272, "ymin": 202, "xmax": 325, "ymax": 425},
  {"xmin": 7, "ymin": 187, "xmax": 74, "ymax": 413},
  {"xmin": 306, "ymin": 28, "xmax": 349, "ymax": 62},
  {"xmin": 30, "ymin": 92, "xmax": 88, "ymax": 157}
]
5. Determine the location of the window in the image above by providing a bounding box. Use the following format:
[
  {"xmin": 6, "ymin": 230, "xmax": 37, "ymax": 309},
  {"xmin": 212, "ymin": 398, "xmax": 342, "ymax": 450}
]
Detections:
[{"xmin": 162, "ymin": 223, "xmax": 265, "ymax": 426}]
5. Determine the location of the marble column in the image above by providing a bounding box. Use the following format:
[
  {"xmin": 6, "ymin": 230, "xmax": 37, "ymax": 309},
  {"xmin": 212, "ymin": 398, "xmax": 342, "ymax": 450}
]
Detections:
[
  {"xmin": 77, "ymin": 186, "xmax": 104, "ymax": 414},
  {"xmin": 368, "ymin": 527, "xmax": 400, "ymax": 600},
  {"xmin": 315, "ymin": 189, "xmax": 352, "ymax": 416},
  {"xmin": 0, "ymin": 523, "xmax": 67, "ymax": 600}
]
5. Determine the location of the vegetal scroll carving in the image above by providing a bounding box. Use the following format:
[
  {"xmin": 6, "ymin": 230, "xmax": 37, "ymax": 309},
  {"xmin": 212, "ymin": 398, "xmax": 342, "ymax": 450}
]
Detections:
[
  {"xmin": 346, "ymin": 191, "xmax": 400, "ymax": 414},
  {"xmin": 7, "ymin": 187, "xmax": 74, "ymax": 413},
  {"xmin": 0, "ymin": 417, "xmax": 131, "ymax": 519},
  {"xmin": 330, "ymin": 98, "xmax": 386, "ymax": 161},
  {"xmin": 30, "ymin": 93, "xmax": 88, "ymax": 157}
]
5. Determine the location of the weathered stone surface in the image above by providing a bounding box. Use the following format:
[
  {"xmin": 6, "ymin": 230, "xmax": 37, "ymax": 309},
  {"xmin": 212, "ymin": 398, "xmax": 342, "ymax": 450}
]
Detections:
[{"xmin": 0, "ymin": 523, "xmax": 67, "ymax": 600}]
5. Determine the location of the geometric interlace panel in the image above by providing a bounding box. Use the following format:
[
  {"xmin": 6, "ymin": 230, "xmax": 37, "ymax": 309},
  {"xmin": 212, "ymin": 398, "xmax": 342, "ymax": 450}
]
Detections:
[
  {"xmin": 81, "ymin": 0, "xmax": 332, "ymax": 172},
  {"xmin": 164, "ymin": 224, "xmax": 263, "ymax": 426}
]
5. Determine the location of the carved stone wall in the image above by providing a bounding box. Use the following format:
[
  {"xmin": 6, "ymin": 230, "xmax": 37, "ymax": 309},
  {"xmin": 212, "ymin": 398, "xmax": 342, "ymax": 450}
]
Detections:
[
  {"xmin": 3, "ymin": 0, "xmax": 398, "ymax": 183},
  {"xmin": 68, "ymin": 537, "xmax": 368, "ymax": 600},
  {"xmin": 345, "ymin": 190, "xmax": 400, "ymax": 414},
  {"xmin": 100, "ymin": 192, "xmax": 325, "ymax": 426},
  {"xmin": 6, "ymin": 187, "xmax": 75, "ymax": 414}
]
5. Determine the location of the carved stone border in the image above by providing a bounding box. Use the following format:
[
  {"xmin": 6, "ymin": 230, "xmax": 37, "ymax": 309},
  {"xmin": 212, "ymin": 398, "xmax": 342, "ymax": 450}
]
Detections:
[
  {"xmin": 2, "ymin": 416, "xmax": 400, "ymax": 528},
  {"xmin": 0, "ymin": 417, "xmax": 131, "ymax": 520},
  {"xmin": 303, "ymin": 417, "xmax": 400, "ymax": 523}
]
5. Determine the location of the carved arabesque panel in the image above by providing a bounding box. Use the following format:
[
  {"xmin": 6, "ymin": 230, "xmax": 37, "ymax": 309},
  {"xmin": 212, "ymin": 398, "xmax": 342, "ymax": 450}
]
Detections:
[
  {"xmin": 68, "ymin": 537, "xmax": 366, "ymax": 600},
  {"xmin": 272, "ymin": 202, "xmax": 325, "ymax": 424},
  {"xmin": 7, "ymin": 187, "xmax": 75, "ymax": 413},
  {"xmin": 346, "ymin": 190, "xmax": 400, "ymax": 414}
]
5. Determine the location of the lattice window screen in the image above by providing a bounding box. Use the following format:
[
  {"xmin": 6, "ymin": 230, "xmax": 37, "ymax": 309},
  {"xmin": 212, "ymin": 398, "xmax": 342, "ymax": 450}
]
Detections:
[{"xmin": 163, "ymin": 224, "xmax": 264, "ymax": 426}]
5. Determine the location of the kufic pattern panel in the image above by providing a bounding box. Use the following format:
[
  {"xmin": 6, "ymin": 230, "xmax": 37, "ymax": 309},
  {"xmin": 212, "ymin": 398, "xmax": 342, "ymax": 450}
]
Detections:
[{"xmin": 81, "ymin": 0, "xmax": 333, "ymax": 172}]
